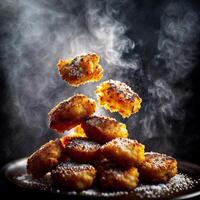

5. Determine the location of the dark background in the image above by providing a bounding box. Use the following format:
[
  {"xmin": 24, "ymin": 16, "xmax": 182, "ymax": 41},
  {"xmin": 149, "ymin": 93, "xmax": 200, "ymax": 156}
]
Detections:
[{"xmin": 0, "ymin": 0, "xmax": 200, "ymax": 197}]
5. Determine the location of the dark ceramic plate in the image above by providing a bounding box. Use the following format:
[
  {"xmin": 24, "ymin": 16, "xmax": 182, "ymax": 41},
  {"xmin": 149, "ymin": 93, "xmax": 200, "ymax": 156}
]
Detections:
[{"xmin": 2, "ymin": 158, "xmax": 200, "ymax": 199}]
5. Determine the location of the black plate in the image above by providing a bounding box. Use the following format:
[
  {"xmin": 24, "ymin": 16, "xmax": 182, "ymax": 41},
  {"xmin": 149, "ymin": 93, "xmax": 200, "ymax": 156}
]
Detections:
[{"xmin": 2, "ymin": 158, "xmax": 200, "ymax": 199}]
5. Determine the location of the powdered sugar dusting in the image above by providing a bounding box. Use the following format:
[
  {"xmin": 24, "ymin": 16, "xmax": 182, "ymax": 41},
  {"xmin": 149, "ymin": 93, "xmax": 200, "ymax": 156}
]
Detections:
[
  {"xmin": 7, "ymin": 158, "xmax": 200, "ymax": 199},
  {"xmin": 16, "ymin": 173, "xmax": 52, "ymax": 191},
  {"xmin": 14, "ymin": 173, "xmax": 199, "ymax": 198},
  {"xmin": 68, "ymin": 56, "xmax": 84, "ymax": 78},
  {"xmin": 108, "ymin": 79, "xmax": 139, "ymax": 100},
  {"xmin": 135, "ymin": 173, "xmax": 199, "ymax": 199}
]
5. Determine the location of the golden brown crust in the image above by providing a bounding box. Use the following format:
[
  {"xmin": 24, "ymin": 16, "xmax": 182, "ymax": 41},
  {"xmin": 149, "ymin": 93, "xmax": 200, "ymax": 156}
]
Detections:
[
  {"xmin": 27, "ymin": 139, "xmax": 64, "ymax": 178},
  {"xmin": 51, "ymin": 161, "xmax": 96, "ymax": 191},
  {"xmin": 81, "ymin": 115, "xmax": 128, "ymax": 144},
  {"xmin": 65, "ymin": 138, "xmax": 101, "ymax": 163},
  {"xmin": 57, "ymin": 53, "xmax": 103, "ymax": 87},
  {"xmin": 100, "ymin": 138, "xmax": 145, "ymax": 167},
  {"xmin": 96, "ymin": 80, "xmax": 142, "ymax": 118},
  {"xmin": 139, "ymin": 152, "xmax": 178, "ymax": 183},
  {"xmin": 97, "ymin": 159, "xmax": 139, "ymax": 191},
  {"xmin": 48, "ymin": 94, "xmax": 96, "ymax": 133}
]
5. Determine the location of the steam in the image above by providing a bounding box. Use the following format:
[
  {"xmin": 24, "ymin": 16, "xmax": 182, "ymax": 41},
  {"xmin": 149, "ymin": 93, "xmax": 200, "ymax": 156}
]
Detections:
[
  {"xmin": 1, "ymin": 0, "xmax": 136, "ymax": 156},
  {"xmin": 137, "ymin": 2, "xmax": 199, "ymax": 153},
  {"xmin": 1, "ymin": 0, "xmax": 199, "ymax": 159}
]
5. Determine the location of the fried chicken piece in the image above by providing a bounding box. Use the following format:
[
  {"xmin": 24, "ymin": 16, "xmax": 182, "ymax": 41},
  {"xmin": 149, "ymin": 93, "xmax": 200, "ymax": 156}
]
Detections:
[
  {"xmin": 27, "ymin": 139, "xmax": 64, "ymax": 178},
  {"xmin": 96, "ymin": 80, "xmax": 142, "ymax": 118},
  {"xmin": 100, "ymin": 138, "xmax": 145, "ymax": 167},
  {"xmin": 138, "ymin": 152, "xmax": 177, "ymax": 183},
  {"xmin": 51, "ymin": 161, "xmax": 96, "ymax": 191},
  {"xmin": 48, "ymin": 94, "xmax": 96, "ymax": 133},
  {"xmin": 57, "ymin": 53, "xmax": 103, "ymax": 87},
  {"xmin": 97, "ymin": 159, "xmax": 139, "ymax": 191},
  {"xmin": 81, "ymin": 115, "xmax": 128, "ymax": 144},
  {"xmin": 65, "ymin": 138, "xmax": 101, "ymax": 163}
]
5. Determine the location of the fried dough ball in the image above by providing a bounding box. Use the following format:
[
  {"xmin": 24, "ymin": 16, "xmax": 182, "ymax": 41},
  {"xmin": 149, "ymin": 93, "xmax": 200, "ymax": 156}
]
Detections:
[
  {"xmin": 51, "ymin": 161, "xmax": 96, "ymax": 191},
  {"xmin": 139, "ymin": 152, "xmax": 178, "ymax": 183},
  {"xmin": 65, "ymin": 138, "xmax": 101, "ymax": 163},
  {"xmin": 27, "ymin": 139, "xmax": 64, "ymax": 178},
  {"xmin": 97, "ymin": 159, "xmax": 139, "ymax": 191},
  {"xmin": 96, "ymin": 80, "xmax": 142, "ymax": 118},
  {"xmin": 57, "ymin": 53, "xmax": 103, "ymax": 87},
  {"xmin": 100, "ymin": 138, "xmax": 145, "ymax": 167},
  {"xmin": 81, "ymin": 116, "xmax": 128, "ymax": 144},
  {"xmin": 48, "ymin": 94, "xmax": 96, "ymax": 133}
]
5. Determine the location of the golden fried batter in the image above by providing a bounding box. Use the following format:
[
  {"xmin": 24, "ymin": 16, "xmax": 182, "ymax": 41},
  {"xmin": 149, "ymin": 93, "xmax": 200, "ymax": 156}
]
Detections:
[
  {"xmin": 57, "ymin": 53, "xmax": 103, "ymax": 87},
  {"xmin": 81, "ymin": 116, "xmax": 128, "ymax": 144},
  {"xmin": 100, "ymin": 138, "xmax": 145, "ymax": 167},
  {"xmin": 65, "ymin": 138, "xmax": 101, "ymax": 163},
  {"xmin": 51, "ymin": 161, "xmax": 96, "ymax": 191},
  {"xmin": 96, "ymin": 80, "xmax": 142, "ymax": 118},
  {"xmin": 97, "ymin": 159, "xmax": 139, "ymax": 191},
  {"xmin": 48, "ymin": 94, "xmax": 96, "ymax": 133},
  {"xmin": 73, "ymin": 125, "xmax": 87, "ymax": 137},
  {"xmin": 27, "ymin": 139, "xmax": 64, "ymax": 178},
  {"xmin": 139, "ymin": 152, "xmax": 177, "ymax": 183}
]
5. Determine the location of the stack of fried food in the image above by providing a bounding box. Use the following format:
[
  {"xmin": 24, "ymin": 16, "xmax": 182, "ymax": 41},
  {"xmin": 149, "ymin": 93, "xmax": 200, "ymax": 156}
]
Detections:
[{"xmin": 27, "ymin": 53, "xmax": 177, "ymax": 191}]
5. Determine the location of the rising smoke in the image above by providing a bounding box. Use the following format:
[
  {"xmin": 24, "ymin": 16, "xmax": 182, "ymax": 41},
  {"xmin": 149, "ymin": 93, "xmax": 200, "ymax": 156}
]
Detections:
[
  {"xmin": 137, "ymin": 1, "xmax": 199, "ymax": 153},
  {"xmin": 0, "ymin": 0, "xmax": 199, "ymax": 159}
]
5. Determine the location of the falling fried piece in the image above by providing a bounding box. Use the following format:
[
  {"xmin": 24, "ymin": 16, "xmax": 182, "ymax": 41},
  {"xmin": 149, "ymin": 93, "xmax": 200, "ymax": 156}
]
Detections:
[
  {"xmin": 96, "ymin": 80, "xmax": 142, "ymax": 118},
  {"xmin": 138, "ymin": 152, "xmax": 178, "ymax": 183},
  {"xmin": 57, "ymin": 53, "xmax": 103, "ymax": 87},
  {"xmin": 100, "ymin": 138, "xmax": 145, "ymax": 167},
  {"xmin": 51, "ymin": 161, "xmax": 96, "ymax": 191},
  {"xmin": 81, "ymin": 115, "xmax": 128, "ymax": 144},
  {"xmin": 97, "ymin": 159, "xmax": 139, "ymax": 191},
  {"xmin": 48, "ymin": 94, "xmax": 96, "ymax": 133}
]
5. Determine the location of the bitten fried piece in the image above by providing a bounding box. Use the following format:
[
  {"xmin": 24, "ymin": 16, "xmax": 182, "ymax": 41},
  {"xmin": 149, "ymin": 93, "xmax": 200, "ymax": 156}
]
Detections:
[
  {"xmin": 51, "ymin": 161, "xmax": 96, "ymax": 191},
  {"xmin": 97, "ymin": 159, "xmax": 139, "ymax": 191},
  {"xmin": 81, "ymin": 116, "xmax": 128, "ymax": 144},
  {"xmin": 48, "ymin": 94, "xmax": 96, "ymax": 133},
  {"xmin": 27, "ymin": 139, "xmax": 64, "ymax": 178},
  {"xmin": 139, "ymin": 152, "xmax": 177, "ymax": 183},
  {"xmin": 96, "ymin": 80, "xmax": 142, "ymax": 118},
  {"xmin": 57, "ymin": 53, "xmax": 103, "ymax": 87},
  {"xmin": 65, "ymin": 138, "xmax": 101, "ymax": 163},
  {"xmin": 100, "ymin": 138, "xmax": 145, "ymax": 167}
]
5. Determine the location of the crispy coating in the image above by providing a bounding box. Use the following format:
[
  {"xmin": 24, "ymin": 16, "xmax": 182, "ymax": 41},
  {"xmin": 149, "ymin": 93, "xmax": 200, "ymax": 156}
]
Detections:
[
  {"xmin": 100, "ymin": 138, "xmax": 145, "ymax": 167},
  {"xmin": 97, "ymin": 159, "xmax": 139, "ymax": 191},
  {"xmin": 57, "ymin": 53, "xmax": 103, "ymax": 87},
  {"xmin": 51, "ymin": 161, "xmax": 96, "ymax": 191},
  {"xmin": 65, "ymin": 138, "xmax": 101, "ymax": 163},
  {"xmin": 27, "ymin": 139, "xmax": 64, "ymax": 178},
  {"xmin": 59, "ymin": 125, "xmax": 87, "ymax": 146},
  {"xmin": 96, "ymin": 80, "xmax": 142, "ymax": 118},
  {"xmin": 139, "ymin": 152, "xmax": 178, "ymax": 183},
  {"xmin": 60, "ymin": 134, "xmax": 87, "ymax": 148},
  {"xmin": 48, "ymin": 94, "xmax": 96, "ymax": 133},
  {"xmin": 81, "ymin": 115, "xmax": 128, "ymax": 144}
]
